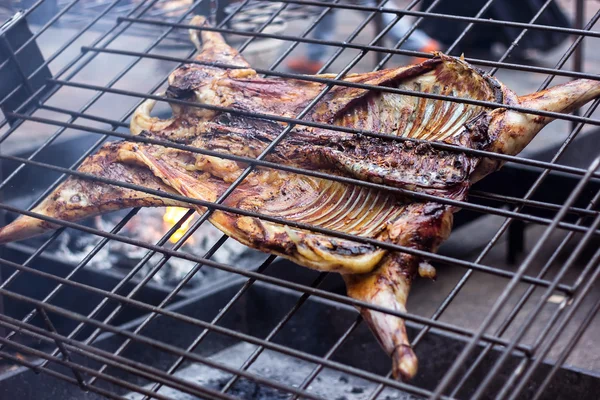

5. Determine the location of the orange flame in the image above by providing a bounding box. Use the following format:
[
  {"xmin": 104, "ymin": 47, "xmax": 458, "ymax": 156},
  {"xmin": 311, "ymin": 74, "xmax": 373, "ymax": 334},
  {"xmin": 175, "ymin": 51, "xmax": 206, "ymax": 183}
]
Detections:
[{"xmin": 163, "ymin": 207, "xmax": 193, "ymax": 244}]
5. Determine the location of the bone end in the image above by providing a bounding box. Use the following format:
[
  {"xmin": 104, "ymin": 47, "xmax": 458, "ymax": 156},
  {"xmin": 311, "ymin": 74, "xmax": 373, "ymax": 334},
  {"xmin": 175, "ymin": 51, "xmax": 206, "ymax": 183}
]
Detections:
[
  {"xmin": 188, "ymin": 15, "xmax": 206, "ymax": 51},
  {"xmin": 0, "ymin": 215, "xmax": 56, "ymax": 245},
  {"xmin": 392, "ymin": 344, "xmax": 419, "ymax": 381}
]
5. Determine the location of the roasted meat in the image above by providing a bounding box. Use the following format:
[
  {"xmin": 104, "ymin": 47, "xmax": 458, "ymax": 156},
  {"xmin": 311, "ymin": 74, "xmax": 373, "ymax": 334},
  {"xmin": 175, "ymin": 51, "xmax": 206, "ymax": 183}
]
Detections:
[{"xmin": 1, "ymin": 16, "xmax": 599, "ymax": 381}]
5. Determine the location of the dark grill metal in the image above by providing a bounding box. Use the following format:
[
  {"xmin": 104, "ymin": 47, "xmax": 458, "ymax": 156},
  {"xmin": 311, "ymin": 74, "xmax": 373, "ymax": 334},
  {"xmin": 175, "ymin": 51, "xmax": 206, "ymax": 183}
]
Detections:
[{"xmin": 0, "ymin": 0, "xmax": 598, "ymax": 399}]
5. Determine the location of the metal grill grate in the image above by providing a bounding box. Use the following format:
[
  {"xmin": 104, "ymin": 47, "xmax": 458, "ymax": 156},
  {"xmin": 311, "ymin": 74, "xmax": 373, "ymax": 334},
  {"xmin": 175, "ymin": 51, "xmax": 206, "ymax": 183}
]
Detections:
[{"xmin": 0, "ymin": 0, "xmax": 598, "ymax": 399}]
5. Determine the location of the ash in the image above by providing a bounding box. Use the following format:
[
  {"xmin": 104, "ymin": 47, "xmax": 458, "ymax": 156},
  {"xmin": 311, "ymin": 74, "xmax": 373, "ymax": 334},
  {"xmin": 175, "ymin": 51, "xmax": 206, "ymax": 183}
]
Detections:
[
  {"xmin": 52, "ymin": 208, "xmax": 266, "ymax": 288},
  {"xmin": 125, "ymin": 343, "xmax": 422, "ymax": 400}
]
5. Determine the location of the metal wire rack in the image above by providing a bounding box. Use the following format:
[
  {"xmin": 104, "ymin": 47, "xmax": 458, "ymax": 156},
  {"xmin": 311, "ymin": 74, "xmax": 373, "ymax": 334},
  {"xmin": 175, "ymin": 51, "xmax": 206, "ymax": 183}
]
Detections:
[{"xmin": 0, "ymin": 0, "xmax": 598, "ymax": 399}]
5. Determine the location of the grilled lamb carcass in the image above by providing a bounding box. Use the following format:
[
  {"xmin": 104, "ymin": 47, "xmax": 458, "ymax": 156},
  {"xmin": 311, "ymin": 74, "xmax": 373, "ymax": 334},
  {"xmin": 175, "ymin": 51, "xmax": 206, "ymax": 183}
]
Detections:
[{"xmin": 1, "ymin": 15, "xmax": 599, "ymax": 381}]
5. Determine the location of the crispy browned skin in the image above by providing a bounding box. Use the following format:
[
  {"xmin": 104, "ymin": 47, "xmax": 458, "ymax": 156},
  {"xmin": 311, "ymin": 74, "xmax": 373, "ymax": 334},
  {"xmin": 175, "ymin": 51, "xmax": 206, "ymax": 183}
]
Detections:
[{"xmin": 1, "ymin": 15, "xmax": 599, "ymax": 382}]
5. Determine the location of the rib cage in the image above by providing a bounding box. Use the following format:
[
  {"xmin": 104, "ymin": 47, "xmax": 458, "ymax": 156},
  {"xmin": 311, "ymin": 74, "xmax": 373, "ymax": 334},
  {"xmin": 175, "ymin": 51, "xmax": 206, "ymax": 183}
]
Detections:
[
  {"xmin": 248, "ymin": 177, "xmax": 408, "ymax": 237},
  {"xmin": 339, "ymin": 79, "xmax": 487, "ymax": 143}
]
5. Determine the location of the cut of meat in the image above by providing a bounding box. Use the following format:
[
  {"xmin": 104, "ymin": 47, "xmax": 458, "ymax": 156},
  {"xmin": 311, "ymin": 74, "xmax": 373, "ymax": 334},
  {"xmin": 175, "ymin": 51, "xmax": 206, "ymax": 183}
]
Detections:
[{"xmin": 1, "ymin": 15, "xmax": 599, "ymax": 381}]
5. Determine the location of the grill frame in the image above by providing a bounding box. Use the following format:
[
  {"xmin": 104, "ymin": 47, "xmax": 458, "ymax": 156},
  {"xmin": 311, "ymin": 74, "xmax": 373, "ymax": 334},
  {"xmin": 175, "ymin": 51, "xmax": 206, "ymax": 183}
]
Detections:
[{"xmin": 0, "ymin": 0, "xmax": 599, "ymax": 399}]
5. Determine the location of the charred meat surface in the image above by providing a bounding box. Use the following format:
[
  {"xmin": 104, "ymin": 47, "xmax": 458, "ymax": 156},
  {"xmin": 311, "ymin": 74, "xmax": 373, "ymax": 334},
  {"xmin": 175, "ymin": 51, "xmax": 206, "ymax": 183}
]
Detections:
[{"xmin": 1, "ymin": 15, "xmax": 599, "ymax": 382}]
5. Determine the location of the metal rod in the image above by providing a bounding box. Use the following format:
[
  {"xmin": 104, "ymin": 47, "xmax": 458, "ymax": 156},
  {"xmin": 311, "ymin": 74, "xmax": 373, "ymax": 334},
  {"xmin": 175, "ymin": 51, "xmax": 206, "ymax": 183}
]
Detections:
[
  {"xmin": 0, "ymin": 158, "xmax": 580, "ymax": 291},
  {"xmin": 0, "ymin": 35, "xmax": 35, "ymax": 96},
  {"xmin": 0, "ymin": 255, "xmax": 532, "ymax": 356},
  {"xmin": 373, "ymin": 0, "xmax": 444, "ymax": 71},
  {"xmin": 291, "ymin": 315, "xmax": 364, "ymax": 400},
  {"xmin": 0, "ymin": 0, "xmax": 255, "ymax": 375},
  {"xmin": 444, "ymin": 0, "xmax": 497, "ymax": 55},
  {"xmin": 0, "ymin": 0, "xmax": 81, "ymax": 78},
  {"xmin": 0, "ymin": 0, "xmax": 162, "ymax": 133},
  {"xmin": 134, "ymin": 2, "xmax": 412, "ymax": 394},
  {"xmin": 47, "ymin": 72, "xmax": 600, "ymax": 138},
  {"xmin": 0, "ymin": 350, "xmax": 128, "ymax": 400},
  {"xmin": 126, "ymin": 1, "xmax": 600, "ymax": 38},
  {"xmin": 17, "ymin": 81, "xmax": 600, "ymax": 178},
  {"xmin": 221, "ymin": 273, "xmax": 328, "ymax": 392},
  {"xmin": 506, "ymin": 246, "xmax": 600, "ymax": 400},
  {"xmin": 489, "ymin": 0, "xmax": 553, "ymax": 75},
  {"xmin": 0, "ymin": 211, "xmax": 138, "ymax": 349},
  {"xmin": 571, "ymin": 0, "xmax": 585, "ymax": 132},
  {"xmin": 78, "ymin": 0, "xmax": 292, "ymax": 391},
  {"xmin": 0, "ymin": 0, "xmax": 196, "ymax": 362},
  {"xmin": 400, "ymin": 10, "xmax": 600, "ymax": 397},
  {"xmin": 5, "ymin": 113, "xmax": 597, "ymax": 235},
  {"xmin": 0, "ymin": 0, "xmax": 127, "ymax": 111},
  {"xmin": 448, "ymin": 189, "xmax": 600, "ymax": 398},
  {"xmin": 472, "ymin": 203, "xmax": 600, "ymax": 399},
  {"xmin": 0, "ymin": 317, "xmax": 237, "ymax": 400},
  {"xmin": 32, "ymin": 0, "xmax": 260, "ymax": 377},
  {"xmin": 0, "ymin": 1, "xmax": 597, "ymax": 398},
  {"xmin": 141, "ymin": 257, "xmax": 276, "ymax": 399},
  {"xmin": 529, "ymin": 295, "xmax": 600, "ymax": 400},
  {"xmin": 35, "ymin": 307, "xmax": 88, "ymax": 389},
  {"xmin": 430, "ymin": 157, "xmax": 600, "ymax": 399},
  {"xmin": 117, "ymin": 15, "xmax": 600, "ymax": 85},
  {"xmin": 0, "ymin": 286, "xmax": 443, "ymax": 398}
]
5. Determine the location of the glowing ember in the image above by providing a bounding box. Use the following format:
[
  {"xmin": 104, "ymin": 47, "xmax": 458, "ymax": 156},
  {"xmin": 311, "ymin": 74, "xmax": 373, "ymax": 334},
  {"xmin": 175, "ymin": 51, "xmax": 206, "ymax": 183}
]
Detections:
[{"xmin": 163, "ymin": 207, "xmax": 194, "ymax": 244}]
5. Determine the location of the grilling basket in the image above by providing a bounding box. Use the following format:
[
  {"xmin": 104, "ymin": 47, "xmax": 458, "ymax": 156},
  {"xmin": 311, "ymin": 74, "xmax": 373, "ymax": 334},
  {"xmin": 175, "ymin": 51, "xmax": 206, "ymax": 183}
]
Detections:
[{"xmin": 0, "ymin": 1, "xmax": 599, "ymax": 400}]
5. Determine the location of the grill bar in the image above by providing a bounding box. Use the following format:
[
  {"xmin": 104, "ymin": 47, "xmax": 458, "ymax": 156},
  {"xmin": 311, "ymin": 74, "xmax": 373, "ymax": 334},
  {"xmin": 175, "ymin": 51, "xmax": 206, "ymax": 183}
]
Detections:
[
  {"xmin": 527, "ymin": 295, "xmax": 600, "ymax": 400},
  {"xmin": 406, "ymin": 0, "xmax": 598, "ymax": 339},
  {"xmin": 488, "ymin": 0, "xmax": 553, "ymax": 76},
  {"xmin": 110, "ymin": 3, "xmax": 409, "ymax": 395},
  {"xmin": 0, "ymin": 0, "xmax": 197, "ymax": 360},
  {"xmin": 0, "ymin": 159, "xmax": 582, "ymax": 291},
  {"xmin": 60, "ymin": 71, "xmax": 600, "ymax": 128},
  {"xmin": 220, "ymin": 272, "xmax": 329, "ymax": 393},
  {"xmin": 0, "ymin": 0, "xmax": 257, "ymax": 382},
  {"xmin": 0, "ymin": 314, "xmax": 245, "ymax": 400},
  {"xmin": 6, "ymin": 0, "xmax": 261, "ymax": 377},
  {"xmin": 0, "ymin": 0, "xmax": 163, "ymax": 132},
  {"xmin": 266, "ymin": 0, "xmax": 341, "ymax": 69},
  {"xmin": 431, "ymin": 157, "xmax": 600, "ymax": 398},
  {"xmin": 0, "ymin": 212, "xmax": 138, "ymax": 349},
  {"xmin": 0, "ymin": 251, "xmax": 534, "ymax": 357},
  {"xmin": 477, "ymin": 213, "xmax": 600, "ymax": 398},
  {"xmin": 398, "ymin": 7, "xmax": 600, "ymax": 394},
  {"xmin": 570, "ymin": 0, "xmax": 586, "ymax": 131},
  {"xmin": 115, "ymin": 16, "xmax": 600, "ymax": 83},
  {"xmin": 449, "ymin": 188, "xmax": 600, "ymax": 397},
  {"xmin": 35, "ymin": 306, "xmax": 88, "ymax": 389},
  {"xmin": 260, "ymin": 0, "xmax": 600, "ymax": 38},
  {"xmin": 363, "ymin": 4, "xmax": 600, "ymax": 396},
  {"xmin": 0, "ymin": 349, "xmax": 147, "ymax": 400},
  {"xmin": 87, "ymin": 1, "xmax": 415, "ymax": 392},
  {"xmin": 139, "ymin": 257, "xmax": 276, "ymax": 399},
  {"xmin": 290, "ymin": 315, "xmax": 364, "ymax": 400},
  {"xmin": 5, "ymin": 0, "xmax": 572, "ymax": 340},
  {"xmin": 38, "ymin": 77, "xmax": 600, "ymax": 165},
  {"xmin": 0, "ymin": 1, "xmax": 598, "ymax": 399},
  {"xmin": 36, "ymin": 104, "xmax": 599, "ymax": 218},
  {"xmin": 0, "ymin": 35, "xmax": 36, "ymax": 95},
  {"xmin": 504, "ymin": 246, "xmax": 600, "ymax": 400},
  {"xmin": 426, "ymin": 4, "xmax": 600, "ymax": 393},
  {"xmin": 0, "ymin": 0, "xmax": 80, "ymax": 76},
  {"xmin": 7, "ymin": 107, "xmax": 600, "ymax": 230},
  {"xmin": 0, "ymin": 284, "xmax": 445, "ymax": 398},
  {"xmin": 0, "ymin": 0, "xmax": 128, "ymax": 113}
]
